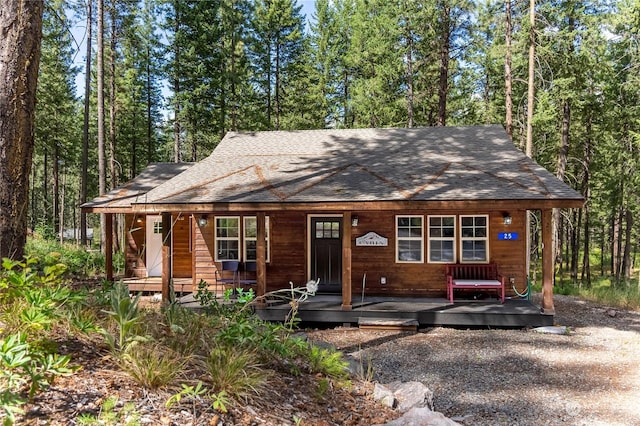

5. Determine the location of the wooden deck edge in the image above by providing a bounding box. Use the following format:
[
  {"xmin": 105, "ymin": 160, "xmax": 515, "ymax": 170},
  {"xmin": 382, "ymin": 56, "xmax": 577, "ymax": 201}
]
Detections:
[
  {"xmin": 358, "ymin": 317, "xmax": 419, "ymax": 331},
  {"xmin": 126, "ymin": 283, "xmax": 192, "ymax": 293}
]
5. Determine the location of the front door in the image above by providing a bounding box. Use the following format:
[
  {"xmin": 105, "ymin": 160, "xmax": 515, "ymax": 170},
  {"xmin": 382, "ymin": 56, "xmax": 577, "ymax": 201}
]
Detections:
[
  {"xmin": 145, "ymin": 215, "xmax": 163, "ymax": 277},
  {"xmin": 311, "ymin": 217, "xmax": 342, "ymax": 293}
]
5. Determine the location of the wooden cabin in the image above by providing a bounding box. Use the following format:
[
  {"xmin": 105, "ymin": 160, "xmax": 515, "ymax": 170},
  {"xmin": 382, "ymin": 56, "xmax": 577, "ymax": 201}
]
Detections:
[{"xmin": 82, "ymin": 125, "xmax": 584, "ymax": 316}]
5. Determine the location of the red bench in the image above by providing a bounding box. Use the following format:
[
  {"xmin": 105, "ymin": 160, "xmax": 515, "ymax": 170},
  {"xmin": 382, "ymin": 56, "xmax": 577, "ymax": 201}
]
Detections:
[{"xmin": 446, "ymin": 263, "xmax": 505, "ymax": 304}]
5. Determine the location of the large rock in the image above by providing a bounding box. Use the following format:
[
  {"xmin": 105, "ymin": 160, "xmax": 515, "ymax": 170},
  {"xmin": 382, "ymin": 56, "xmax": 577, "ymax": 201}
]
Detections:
[
  {"xmin": 379, "ymin": 381, "xmax": 434, "ymax": 412},
  {"xmin": 381, "ymin": 407, "xmax": 462, "ymax": 426},
  {"xmin": 373, "ymin": 382, "xmax": 396, "ymax": 408}
]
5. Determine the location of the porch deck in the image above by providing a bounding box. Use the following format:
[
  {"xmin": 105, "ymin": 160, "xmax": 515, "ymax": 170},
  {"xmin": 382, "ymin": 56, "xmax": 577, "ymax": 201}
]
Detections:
[
  {"xmin": 178, "ymin": 293, "xmax": 552, "ymax": 328},
  {"xmin": 122, "ymin": 277, "xmax": 193, "ymax": 293}
]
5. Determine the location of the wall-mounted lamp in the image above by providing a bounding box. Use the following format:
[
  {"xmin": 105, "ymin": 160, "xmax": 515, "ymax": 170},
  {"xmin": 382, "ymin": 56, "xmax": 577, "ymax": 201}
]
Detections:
[
  {"xmin": 136, "ymin": 217, "xmax": 143, "ymax": 223},
  {"xmin": 503, "ymin": 212, "xmax": 512, "ymax": 225},
  {"xmin": 351, "ymin": 216, "xmax": 359, "ymax": 227},
  {"xmin": 198, "ymin": 215, "xmax": 208, "ymax": 227}
]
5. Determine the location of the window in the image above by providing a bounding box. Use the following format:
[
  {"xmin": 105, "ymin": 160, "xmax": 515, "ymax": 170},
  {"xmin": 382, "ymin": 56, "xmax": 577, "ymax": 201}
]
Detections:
[
  {"xmin": 153, "ymin": 221, "xmax": 162, "ymax": 234},
  {"xmin": 396, "ymin": 216, "xmax": 423, "ymax": 262},
  {"xmin": 460, "ymin": 215, "xmax": 488, "ymax": 262},
  {"xmin": 215, "ymin": 217, "xmax": 239, "ymax": 261},
  {"xmin": 243, "ymin": 216, "xmax": 270, "ymax": 262},
  {"xmin": 428, "ymin": 216, "xmax": 456, "ymax": 263},
  {"xmin": 315, "ymin": 220, "xmax": 340, "ymax": 239}
]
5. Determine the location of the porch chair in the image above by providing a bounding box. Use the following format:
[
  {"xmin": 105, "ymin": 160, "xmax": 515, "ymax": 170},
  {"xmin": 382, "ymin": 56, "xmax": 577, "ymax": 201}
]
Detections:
[
  {"xmin": 214, "ymin": 260, "xmax": 239, "ymax": 291},
  {"xmin": 239, "ymin": 262, "xmax": 257, "ymax": 288}
]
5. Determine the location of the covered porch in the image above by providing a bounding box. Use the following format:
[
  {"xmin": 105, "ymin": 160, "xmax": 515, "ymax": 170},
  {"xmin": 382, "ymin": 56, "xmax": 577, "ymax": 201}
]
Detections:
[{"xmin": 178, "ymin": 293, "xmax": 551, "ymax": 328}]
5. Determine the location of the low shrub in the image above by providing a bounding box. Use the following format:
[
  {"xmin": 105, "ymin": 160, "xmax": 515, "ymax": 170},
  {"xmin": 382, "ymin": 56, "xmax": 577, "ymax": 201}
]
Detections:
[
  {"xmin": 121, "ymin": 343, "xmax": 187, "ymax": 389},
  {"xmin": 203, "ymin": 344, "xmax": 270, "ymax": 398}
]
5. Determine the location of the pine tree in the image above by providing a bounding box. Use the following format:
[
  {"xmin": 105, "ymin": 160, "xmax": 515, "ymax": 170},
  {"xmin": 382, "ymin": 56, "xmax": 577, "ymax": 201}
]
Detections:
[
  {"xmin": 249, "ymin": 0, "xmax": 305, "ymax": 130},
  {"xmin": 34, "ymin": 0, "xmax": 80, "ymax": 237}
]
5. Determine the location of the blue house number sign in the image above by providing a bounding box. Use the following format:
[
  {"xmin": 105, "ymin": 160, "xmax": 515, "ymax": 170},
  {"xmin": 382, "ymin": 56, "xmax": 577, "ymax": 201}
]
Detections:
[{"xmin": 498, "ymin": 232, "xmax": 519, "ymax": 240}]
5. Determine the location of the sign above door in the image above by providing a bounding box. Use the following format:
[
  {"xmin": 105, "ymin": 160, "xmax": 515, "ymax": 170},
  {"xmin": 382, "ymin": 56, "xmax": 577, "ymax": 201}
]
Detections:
[{"xmin": 356, "ymin": 232, "xmax": 388, "ymax": 246}]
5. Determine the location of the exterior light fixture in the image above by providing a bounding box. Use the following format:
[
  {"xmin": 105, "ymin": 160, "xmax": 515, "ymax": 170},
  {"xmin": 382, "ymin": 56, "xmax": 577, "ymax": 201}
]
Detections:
[
  {"xmin": 136, "ymin": 216, "xmax": 143, "ymax": 223},
  {"xmin": 351, "ymin": 216, "xmax": 359, "ymax": 227},
  {"xmin": 198, "ymin": 215, "xmax": 208, "ymax": 227},
  {"xmin": 503, "ymin": 212, "xmax": 512, "ymax": 225}
]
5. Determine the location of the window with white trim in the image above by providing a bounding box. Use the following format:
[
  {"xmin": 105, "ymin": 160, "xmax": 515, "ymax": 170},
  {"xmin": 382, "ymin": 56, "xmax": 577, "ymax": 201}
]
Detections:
[
  {"xmin": 243, "ymin": 216, "xmax": 270, "ymax": 262},
  {"xmin": 215, "ymin": 217, "xmax": 240, "ymax": 261},
  {"xmin": 460, "ymin": 215, "xmax": 488, "ymax": 262},
  {"xmin": 396, "ymin": 215, "xmax": 423, "ymax": 262},
  {"xmin": 427, "ymin": 216, "xmax": 456, "ymax": 263}
]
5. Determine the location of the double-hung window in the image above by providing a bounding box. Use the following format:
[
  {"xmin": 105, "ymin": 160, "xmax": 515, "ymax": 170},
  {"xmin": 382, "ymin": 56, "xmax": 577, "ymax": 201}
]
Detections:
[
  {"xmin": 396, "ymin": 216, "xmax": 423, "ymax": 262},
  {"xmin": 427, "ymin": 216, "xmax": 456, "ymax": 263},
  {"xmin": 215, "ymin": 217, "xmax": 240, "ymax": 261},
  {"xmin": 460, "ymin": 215, "xmax": 488, "ymax": 262},
  {"xmin": 243, "ymin": 216, "xmax": 270, "ymax": 262}
]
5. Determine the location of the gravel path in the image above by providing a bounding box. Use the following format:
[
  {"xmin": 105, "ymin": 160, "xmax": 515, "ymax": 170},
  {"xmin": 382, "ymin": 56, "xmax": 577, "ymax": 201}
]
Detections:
[{"xmin": 308, "ymin": 294, "xmax": 640, "ymax": 425}]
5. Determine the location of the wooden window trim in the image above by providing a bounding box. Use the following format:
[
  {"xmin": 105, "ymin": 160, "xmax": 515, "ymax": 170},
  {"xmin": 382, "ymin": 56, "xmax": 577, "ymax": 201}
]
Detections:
[
  {"xmin": 427, "ymin": 215, "xmax": 457, "ymax": 264},
  {"xmin": 395, "ymin": 215, "xmax": 424, "ymax": 263},
  {"xmin": 459, "ymin": 214, "xmax": 489, "ymax": 263},
  {"xmin": 243, "ymin": 216, "xmax": 270, "ymax": 263},
  {"xmin": 214, "ymin": 216, "xmax": 240, "ymax": 262}
]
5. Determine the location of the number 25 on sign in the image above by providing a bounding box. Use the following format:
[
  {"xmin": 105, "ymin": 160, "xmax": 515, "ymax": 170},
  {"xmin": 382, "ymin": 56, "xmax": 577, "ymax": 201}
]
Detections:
[{"xmin": 498, "ymin": 232, "xmax": 519, "ymax": 240}]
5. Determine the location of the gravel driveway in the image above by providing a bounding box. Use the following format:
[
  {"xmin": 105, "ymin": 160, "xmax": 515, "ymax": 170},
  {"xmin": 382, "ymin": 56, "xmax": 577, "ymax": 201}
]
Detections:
[{"xmin": 308, "ymin": 294, "xmax": 640, "ymax": 425}]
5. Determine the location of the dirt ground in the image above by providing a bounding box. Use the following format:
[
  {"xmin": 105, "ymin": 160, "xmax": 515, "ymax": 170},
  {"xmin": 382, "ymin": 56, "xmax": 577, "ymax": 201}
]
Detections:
[{"xmin": 17, "ymin": 294, "xmax": 640, "ymax": 425}]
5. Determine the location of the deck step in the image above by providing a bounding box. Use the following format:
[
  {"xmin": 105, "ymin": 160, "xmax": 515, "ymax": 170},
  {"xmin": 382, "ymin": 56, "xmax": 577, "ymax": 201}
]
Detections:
[{"xmin": 358, "ymin": 317, "xmax": 419, "ymax": 331}]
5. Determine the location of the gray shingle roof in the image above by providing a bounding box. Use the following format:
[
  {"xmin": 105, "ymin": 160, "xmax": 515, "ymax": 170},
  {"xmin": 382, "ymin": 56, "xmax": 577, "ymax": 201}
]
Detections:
[
  {"xmin": 139, "ymin": 125, "xmax": 583, "ymax": 206},
  {"xmin": 81, "ymin": 162, "xmax": 194, "ymax": 212}
]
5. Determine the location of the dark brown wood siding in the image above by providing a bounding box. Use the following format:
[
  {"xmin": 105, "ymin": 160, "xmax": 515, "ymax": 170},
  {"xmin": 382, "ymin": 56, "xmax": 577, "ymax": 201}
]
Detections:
[
  {"xmin": 172, "ymin": 214, "xmax": 192, "ymax": 278},
  {"xmin": 124, "ymin": 214, "xmax": 146, "ymax": 278},
  {"xmin": 190, "ymin": 209, "xmax": 528, "ymax": 298},
  {"xmin": 194, "ymin": 216, "xmax": 216, "ymax": 288},
  {"xmin": 348, "ymin": 209, "xmax": 527, "ymax": 297}
]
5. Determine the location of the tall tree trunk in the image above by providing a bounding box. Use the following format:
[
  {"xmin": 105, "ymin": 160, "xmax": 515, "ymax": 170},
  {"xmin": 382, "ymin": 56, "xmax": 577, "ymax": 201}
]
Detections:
[
  {"xmin": 53, "ymin": 144, "xmax": 60, "ymax": 234},
  {"xmin": 404, "ymin": 8, "xmax": 414, "ymax": 128},
  {"xmin": 275, "ymin": 41, "xmax": 281, "ymax": 130},
  {"xmin": 622, "ymin": 208, "xmax": 633, "ymax": 281},
  {"xmin": 552, "ymin": 99, "xmax": 570, "ymax": 279},
  {"xmin": 571, "ymin": 208, "xmax": 580, "ymax": 283},
  {"xmin": 580, "ymin": 111, "xmax": 593, "ymax": 285},
  {"xmin": 612, "ymin": 210, "xmax": 621, "ymax": 281},
  {"xmin": 505, "ymin": 0, "xmax": 513, "ymax": 140},
  {"xmin": 0, "ymin": 0, "xmax": 44, "ymax": 259},
  {"xmin": 131, "ymin": 90, "xmax": 137, "ymax": 178},
  {"xmin": 59, "ymin": 167, "xmax": 66, "ymax": 243},
  {"xmin": 108, "ymin": 0, "xmax": 120, "ymax": 254},
  {"xmin": 230, "ymin": 27, "xmax": 238, "ymax": 131},
  {"xmin": 31, "ymin": 165, "xmax": 37, "ymax": 231},
  {"xmin": 173, "ymin": 0, "xmax": 181, "ymax": 163},
  {"xmin": 146, "ymin": 44, "xmax": 153, "ymax": 166},
  {"xmin": 44, "ymin": 149, "xmax": 49, "ymax": 225},
  {"xmin": 81, "ymin": 0, "xmax": 92, "ymax": 246},
  {"xmin": 266, "ymin": 43, "xmax": 272, "ymax": 128},
  {"xmin": 437, "ymin": 2, "xmax": 450, "ymax": 126},
  {"xmin": 525, "ymin": 0, "xmax": 535, "ymax": 157},
  {"xmin": 109, "ymin": 1, "xmax": 117, "ymax": 190},
  {"xmin": 97, "ymin": 0, "xmax": 107, "ymax": 252}
]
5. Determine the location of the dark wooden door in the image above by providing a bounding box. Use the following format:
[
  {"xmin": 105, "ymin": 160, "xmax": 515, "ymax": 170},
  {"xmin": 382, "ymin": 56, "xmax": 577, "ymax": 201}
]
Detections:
[{"xmin": 311, "ymin": 217, "xmax": 342, "ymax": 293}]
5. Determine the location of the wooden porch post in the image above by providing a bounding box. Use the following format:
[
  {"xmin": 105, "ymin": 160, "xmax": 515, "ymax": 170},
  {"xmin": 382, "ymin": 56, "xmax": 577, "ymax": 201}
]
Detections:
[
  {"xmin": 105, "ymin": 213, "xmax": 113, "ymax": 281},
  {"xmin": 541, "ymin": 209, "xmax": 555, "ymax": 314},
  {"xmin": 161, "ymin": 212, "xmax": 172, "ymax": 302},
  {"xmin": 256, "ymin": 212, "xmax": 267, "ymax": 300},
  {"xmin": 342, "ymin": 212, "xmax": 352, "ymax": 310}
]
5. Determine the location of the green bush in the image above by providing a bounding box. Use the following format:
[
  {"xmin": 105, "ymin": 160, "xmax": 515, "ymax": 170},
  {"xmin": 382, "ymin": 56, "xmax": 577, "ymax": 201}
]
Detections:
[
  {"xmin": 0, "ymin": 333, "xmax": 77, "ymax": 425},
  {"xmin": 25, "ymin": 236, "xmax": 124, "ymax": 278}
]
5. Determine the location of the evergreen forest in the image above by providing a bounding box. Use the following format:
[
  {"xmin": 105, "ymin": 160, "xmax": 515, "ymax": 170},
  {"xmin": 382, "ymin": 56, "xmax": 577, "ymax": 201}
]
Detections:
[{"xmin": 32, "ymin": 0, "xmax": 640, "ymax": 288}]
